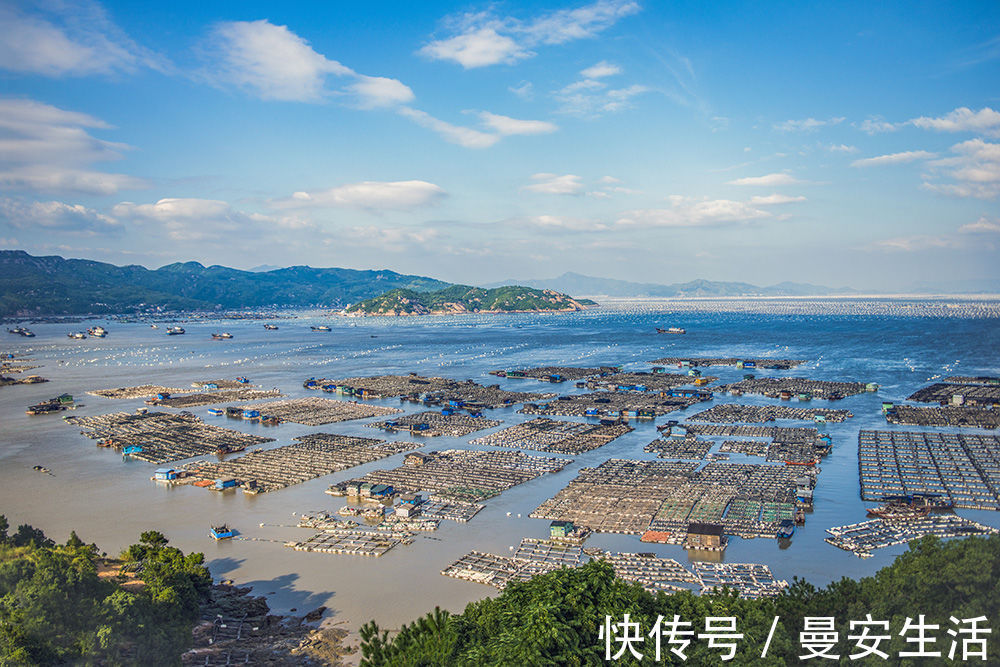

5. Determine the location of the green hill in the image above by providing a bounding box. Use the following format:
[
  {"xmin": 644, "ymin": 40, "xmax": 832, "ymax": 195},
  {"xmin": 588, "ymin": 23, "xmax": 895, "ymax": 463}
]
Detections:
[
  {"xmin": 0, "ymin": 250, "xmax": 450, "ymax": 316},
  {"xmin": 344, "ymin": 284, "xmax": 596, "ymax": 316}
]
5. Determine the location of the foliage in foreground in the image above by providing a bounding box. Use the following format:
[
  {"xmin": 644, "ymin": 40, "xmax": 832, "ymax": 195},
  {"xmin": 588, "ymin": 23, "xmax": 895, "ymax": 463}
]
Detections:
[
  {"xmin": 360, "ymin": 534, "xmax": 1000, "ymax": 665},
  {"xmin": 0, "ymin": 517, "xmax": 211, "ymax": 665}
]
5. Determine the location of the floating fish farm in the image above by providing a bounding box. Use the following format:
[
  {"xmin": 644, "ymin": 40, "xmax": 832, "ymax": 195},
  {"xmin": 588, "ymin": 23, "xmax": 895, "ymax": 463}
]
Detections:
[
  {"xmin": 151, "ymin": 388, "xmax": 283, "ymax": 408},
  {"xmin": 825, "ymin": 515, "xmax": 999, "ymax": 558},
  {"xmin": 907, "ymin": 382, "xmax": 1000, "ymax": 406},
  {"xmin": 350, "ymin": 449, "xmax": 569, "ymax": 503},
  {"xmin": 649, "ymin": 357, "xmax": 807, "ymax": 369},
  {"xmin": 305, "ymin": 373, "xmax": 554, "ymax": 408},
  {"xmin": 693, "ymin": 563, "xmax": 788, "ymax": 599},
  {"xmin": 719, "ymin": 440, "xmax": 770, "ymax": 457},
  {"xmin": 187, "ymin": 434, "xmax": 419, "ymax": 493},
  {"xmin": 600, "ymin": 552, "xmax": 699, "ymax": 594},
  {"xmin": 858, "ymin": 430, "xmax": 1000, "ymax": 510},
  {"xmin": 66, "ymin": 411, "xmax": 274, "ymax": 464},
  {"xmin": 470, "ymin": 417, "xmax": 633, "ymax": 454},
  {"xmin": 241, "ymin": 397, "xmax": 402, "ymax": 426},
  {"xmin": 367, "ymin": 411, "xmax": 502, "ymax": 437},
  {"xmin": 644, "ymin": 438, "xmax": 714, "ymax": 460},
  {"xmin": 716, "ymin": 377, "xmax": 873, "ymax": 400},
  {"xmin": 687, "ymin": 404, "xmax": 852, "ymax": 423},
  {"xmin": 885, "ymin": 405, "xmax": 999, "ymax": 429},
  {"xmin": 520, "ymin": 392, "xmax": 709, "ymax": 419},
  {"xmin": 489, "ymin": 366, "xmax": 620, "ymax": 381}
]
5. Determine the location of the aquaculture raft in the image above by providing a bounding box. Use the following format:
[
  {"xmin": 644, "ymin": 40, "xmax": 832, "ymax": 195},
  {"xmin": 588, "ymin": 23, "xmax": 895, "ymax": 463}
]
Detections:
[
  {"xmin": 367, "ymin": 411, "xmax": 501, "ymax": 437},
  {"xmin": 858, "ymin": 430, "xmax": 1000, "ymax": 510},
  {"xmin": 649, "ymin": 357, "xmax": 806, "ymax": 370},
  {"xmin": 470, "ymin": 417, "xmax": 633, "ymax": 454},
  {"xmin": 688, "ymin": 404, "xmax": 852, "ymax": 424},
  {"xmin": 825, "ymin": 515, "xmax": 999, "ymax": 558},
  {"xmin": 65, "ymin": 411, "xmax": 274, "ymax": 464},
  {"xmin": 242, "ymin": 397, "xmax": 402, "ymax": 426},
  {"xmin": 307, "ymin": 373, "xmax": 554, "ymax": 408}
]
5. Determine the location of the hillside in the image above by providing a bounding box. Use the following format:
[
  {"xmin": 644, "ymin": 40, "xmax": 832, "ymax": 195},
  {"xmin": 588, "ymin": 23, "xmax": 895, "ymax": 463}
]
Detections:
[
  {"xmin": 0, "ymin": 250, "xmax": 450, "ymax": 316},
  {"xmin": 485, "ymin": 271, "xmax": 858, "ymax": 297},
  {"xmin": 344, "ymin": 285, "xmax": 596, "ymax": 316}
]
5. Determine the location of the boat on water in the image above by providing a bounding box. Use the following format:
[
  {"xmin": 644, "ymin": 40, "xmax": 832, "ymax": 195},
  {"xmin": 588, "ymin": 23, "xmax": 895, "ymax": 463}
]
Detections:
[
  {"xmin": 211, "ymin": 332, "xmax": 234, "ymax": 339},
  {"xmin": 150, "ymin": 324, "xmax": 158, "ymax": 329},
  {"xmin": 32, "ymin": 465, "xmax": 51, "ymax": 474},
  {"xmin": 656, "ymin": 327, "xmax": 686, "ymax": 334},
  {"xmin": 210, "ymin": 524, "xmax": 235, "ymax": 540},
  {"xmin": 263, "ymin": 324, "xmax": 279, "ymax": 330},
  {"xmin": 8, "ymin": 327, "xmax": 36, "ymax": 337},
  {"xmin": 776, "ymin": 519, "xmax": 795, "ymax": 539},
  {"xmin": 311, "ymin": 325, "xmax": 331, "ymax": 331},
  {"xmin": 26, "ymin": 401, "xmax": 65, "ymax": 415},
  {"xmin": 87, "ymin": 326, "xmax": 107, "ymax": 337},
  {"xmin": 166, "ymin": 326, "xmax": 185, "ymax": 335},
  {"xmin": 67, "ymin": 331, "xmax": 87, "ymax": 339}
]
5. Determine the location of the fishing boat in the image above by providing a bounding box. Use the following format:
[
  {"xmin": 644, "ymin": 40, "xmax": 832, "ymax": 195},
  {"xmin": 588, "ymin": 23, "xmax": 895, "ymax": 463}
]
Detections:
[
  {"xmin": 210, "ymin": 524, "xmax": 235, "ymax": 540},
  {"xmin": 311, "ymin": 325, "xmax": 331, "ymax": 331},
  {"xmin": 150, "ymin": 324, "xmax": 158, "ymax": 329},
  {"xmin": 32, "ymin": 465, "xmax": 50, "ymax": 474},
  {"xmin": 87, "ymin": 326, "xmax": 108, "ymax": 337},
  {"xmin": 67, "ymin": 331, "xmax": 87, "ymax": 339},
  {"xmin": 656, "ymin": 327, "xmax": 686, "ymax": 334},
  {"xmin": 263, "ymin": 324, "xmax": 279, "ymax": 330},
  {"xmin": 211, "ymin": 332, "xmax": 234, "ymax": 339},
  {"xmin": 8, "ymin": 326, "xmax": 35, "ymax": 337},
  {"xmin": 26, "ymin": 401, "xmax": 65, "ymax": 415},
  {"xmin": 166, "ymin": 326, "xmax": 185, "ymax": 335},
  {"xmin": 776, "ymin": 519, "xmax": 795, "ymax": 539}
]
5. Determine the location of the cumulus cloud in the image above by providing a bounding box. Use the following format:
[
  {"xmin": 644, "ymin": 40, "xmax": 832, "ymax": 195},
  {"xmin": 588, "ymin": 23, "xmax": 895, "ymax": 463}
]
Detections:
[
  {"xmin": 727, "ymin": 173, "xmax": 803, "ymax": 186},
  {"xmin": 523, "ymin": 173, "xmax": 584, "ymax": 195},
  {"xmin": 521, "ymin": 214, "xmax": 608, "ymax": 231},
  {"xmin": 0, "ymin": 98, "xmax": 147, "ymax": 195},
  {"xmin": 850, "ymin": 151, "xmax": 937, "ymax": 168},
  {"xmin": 206, "ymin": 20, "xmax": 412, "ymax": 108},
  {"xmin": 478, "ymin": 112, "xmax": 557, "ymax": 136},
  {"xmin": 555, "ymin": 68, "xmax": 649, "ymax": 116},
  {"xmin": 773, "ymin": 117, "xmax": 845, "ymax": 132},
  {"xmin": 909, "ymin": 107, "xmax": 1000, "ymax": 137},
  {"xmin": 397, "ymin": 108, "xmax": 499, "ymax": 148},
  {"xmin": 0, "ymin": 197, "xmax": 119, "ymax": 234},
  {"xmin": 824, "ymin": 144, "xmax": 859, "ymax": 153},
  {"xmin": 923, "ymin": 139, "xmax": 1000, "ymax": 199},
  {"xmin": 271, "ymin": 180, "xmax": 446, "ymax": 210},
  {"xmin": 0, "ymin": 0, "xmax": 166, "ymax": 77},
  {"xmin": 420, "ymin": 0, "xmax": 639, "ymax": 68}
]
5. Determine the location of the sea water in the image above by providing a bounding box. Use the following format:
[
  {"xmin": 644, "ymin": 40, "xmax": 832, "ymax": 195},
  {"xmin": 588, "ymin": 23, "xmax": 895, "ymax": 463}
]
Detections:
[{"xmin": 1, "ymin": 305, "xmax": 998, "ymax": 631}]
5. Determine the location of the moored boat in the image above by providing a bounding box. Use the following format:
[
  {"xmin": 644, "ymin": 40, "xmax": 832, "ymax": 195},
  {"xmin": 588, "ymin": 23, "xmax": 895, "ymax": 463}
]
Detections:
[
  {"xmin": 211, "ymin": 332, "xmax": 234, "ymax": 339},
  {"xmin": 210, "ymin": 524, "xmax": 235, "ymax": 540},
  {"xmin": 311, "ymin": 325, "xmax": 331, "ymax": 331},
  {"xmin": 263, "ymin": 324, "xmax": 279, "ymax": 330},
  {"xmin": 87, "ymin": 326, "xmax": 108, "ymax": 337},
  {"xmin": 166, "ymin": 326, "xmax": 185, "ymax": 335},
  {"xmin": 67, "ymin": 331, "xmax": 87, "ymax": 339},
  {"xmin": 656, "ymin": 327, "xmax": 686, "ymax": 334}
]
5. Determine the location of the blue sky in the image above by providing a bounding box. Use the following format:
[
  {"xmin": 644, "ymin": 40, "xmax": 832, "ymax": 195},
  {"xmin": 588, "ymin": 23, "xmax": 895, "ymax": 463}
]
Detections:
[{"xmin": 1, "ymin": 0, "xmax": 998, "ymax": 291}]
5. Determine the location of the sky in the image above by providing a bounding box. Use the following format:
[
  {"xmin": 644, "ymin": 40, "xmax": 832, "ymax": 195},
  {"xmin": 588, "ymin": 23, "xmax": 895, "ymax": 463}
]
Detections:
[{"xmin": 0, "ymin": 0, "xmax": 998, "ymax": 291}]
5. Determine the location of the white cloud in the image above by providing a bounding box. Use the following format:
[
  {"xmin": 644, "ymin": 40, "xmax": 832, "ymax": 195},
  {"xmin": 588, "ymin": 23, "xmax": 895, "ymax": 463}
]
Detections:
[
  {"xmin": 420, "ymin": 0, "xmax": 639, "ymax": 68},
  {"xmin": 509, "ymin": 81, "xmax": 534, "ymax": 99},
  {"xmin": 749, "ymin": 194, "xmax": 807, "ymax": 205},
  {"xmin": 348, "ymin": 76, "xmax": 415, "ymax": 109},
  {"xmin": 871, "ymin": 235, "xmax": 960, "ymax": 252},
  {"xmin": 556, "ymin": 78, "xmax": 649, "ymax": 116},
  {"xmin": 523, "ymin": 173, "xmax": 584, "ymax": 195},
  {"xmin": 856, "ymin": 117, "xmax": 898, "ymax": 135},
  {"xmin": 599, "ymin": 175, "xmax": 622, "ymax": 184},
  {"xmin": 909, "ymin": 107, "xmax": 1000, "ymax": 137},
  {"xmin": 0, "ymin": 98, "xmax": 147, "ymax": 195},
  {"xmin": 523, "ymin": 214, "xmax": 606, "ymax": 231},
  {"xmin": 207, "ymin": 20, "xmax": 412, "ymax": 107},
  {"xmin": 112, "ymin": 198, "xmax": 291, "ymax": 241},
  {"xmin": 272, "ymin": 180, "xmax": 446, "ymax": 210},
  {"xmin": 580, "ymin": 61, "xmax": 622, "ymax": 78},
  {"xmin": 397, "ymin": 107, "xmax": 499, "ymax": 148},
  {"xmin": 616, "ymin": 196, "xmax": 774, "ymax": 228},
  {"xmin": 959, "ymin": 217, "xmax": 1000, "ymax": 234},
  {"xmin": 923, "ymin": 139, "xmax": 1000, "ymax": 199},
  {"xmin": 479, "ymin": 112, "xmax": 557, "ymax": 136},
  {"xmin": 850, "ymin": 150, "xmax": 936, "ymax": 168},
  {"xmin": 824, "ymin": 144, "xmax": 858, "ymax": 153},
  {"xmin": 0, "ymin": 197, "xmax": 119, "ymax": 233},
  {"xmin": 774, "ymin": 117, "xmax": 845, "ymax": 132},
  {"xmin": 727, "ymin": 173, "xmax": 803, "ymax": 186},
  {"xmin": 0, "ymin": 0, "xmax": 165, "ymax": 77}
]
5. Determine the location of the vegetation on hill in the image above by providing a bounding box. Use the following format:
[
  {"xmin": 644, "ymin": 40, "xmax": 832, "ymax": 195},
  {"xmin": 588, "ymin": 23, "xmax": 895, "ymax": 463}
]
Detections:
[
  {"xmin": 360, "ymin": 534, "xmax": 1000, "ymax": 665},
  {"xmin": 0, "ymin": 516, "xmax": 210, "ymax": 664},
  {"xmin": 345, "ymin": 285, "xmax": 595, "ymax": 316},
  {"xmin": 0, "ymin": 250, "xmax": 450, "ymax": 316}
]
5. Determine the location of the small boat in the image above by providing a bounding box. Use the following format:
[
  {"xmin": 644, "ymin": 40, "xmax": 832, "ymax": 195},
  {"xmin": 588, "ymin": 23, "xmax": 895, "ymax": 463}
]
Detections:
[
  {"xmin": 207, "ymin": 408, "xmax": 224, "ymax": 416},
  {"xmin": 210, "ymin": 525, "xmax": 235, "ymax": 540},
  {"xmin": 32, "ymin": 465, "xmax": 51, "ymax": 474},
  {"xmin": 311, "ymin": 325, "xmax": 331, "ymax": 331},
  {"xmin": 67, "ymin": 331, "xmax": 87, "ymax": 339},
  {"xmin": 8, "ymin": 327, "xmax": 35, "ymax": 337},
  {"xmin": 211, "ymin": 333, "xmax": 234, "ymax": 339},
  {"xmin": 166, "ymin": 326, "xmax": 185, "ymax": 335},
  {"xmin": 26, "ymin": 402, "xmax": 65, "ymax": 415},
  {"xmin": 656, "ymin": 327, "xmax": 686, "ymax": 334},
  {"xmin": 150, "ymin": 324, "xmax": 158, "ymax": 329},
  {"xmin": 87, "ymin": 326, "xmax": 108, "ymax": 337},
  {"xmin": 777, "ymin": 519, "xmax": 795, "ymax": 539},
  {"xmin": 263, "ymin": 324, "xmax": 279, "ymax": 330}
]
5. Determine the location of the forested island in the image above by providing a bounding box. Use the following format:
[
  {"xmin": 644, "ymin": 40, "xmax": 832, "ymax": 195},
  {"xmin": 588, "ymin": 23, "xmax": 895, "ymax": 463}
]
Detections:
[{"xmin": 343, "ymin": 285, "xmax": 597, "ymax": 316}]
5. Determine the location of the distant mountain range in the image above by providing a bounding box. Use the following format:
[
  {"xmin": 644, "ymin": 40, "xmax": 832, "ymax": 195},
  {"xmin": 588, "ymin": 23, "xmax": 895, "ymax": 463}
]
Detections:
[
  {"xmin": 0, "ymin": 250, "xmax": 450, "ymax": 317},
  {"xmin": 483, "ymin": 272, "xmax": 858, "ymax": 297}
]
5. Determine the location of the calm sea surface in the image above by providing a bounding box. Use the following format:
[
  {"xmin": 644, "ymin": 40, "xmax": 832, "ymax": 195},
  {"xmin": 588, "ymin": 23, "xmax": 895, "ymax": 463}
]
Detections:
[{"xmin": 1, "ymin": 307, "xmax": 998, "ymax": 631}]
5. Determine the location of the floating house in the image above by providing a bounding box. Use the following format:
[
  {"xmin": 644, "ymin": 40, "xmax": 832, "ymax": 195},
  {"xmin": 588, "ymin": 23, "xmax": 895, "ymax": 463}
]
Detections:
[
  {"xmin": 550, "ymin": 520, "xmax": 575, "ymax": 539},
  {"xmin": 154, "ymin": 468, "xmax": 177, "ymax": 481},
  {"xmin": 214, "ymin": 477, "xmax": 238, "ymax": 490},
  {"xmin": 684, "ymin": 523, "xmax": 725, "ymax": 550}
]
